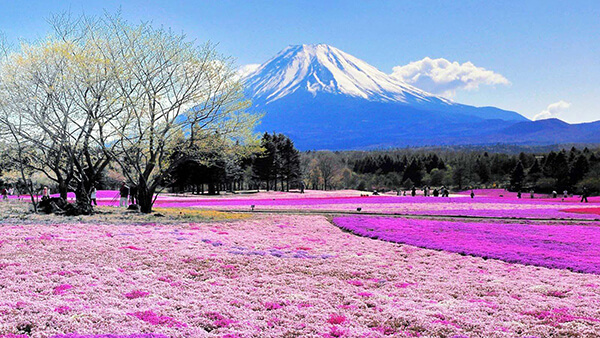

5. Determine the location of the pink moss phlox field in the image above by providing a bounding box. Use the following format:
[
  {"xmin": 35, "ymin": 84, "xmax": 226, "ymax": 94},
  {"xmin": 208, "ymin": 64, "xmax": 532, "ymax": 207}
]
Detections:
[
  {"xmin": 128, "ymin": 310, "xmax": 187, "ymax": 328},
  {"xmin": 132, "ymin": 189, "xmax": 599, "ymax": 220},
  {"xmin": 2, "ymin": 214, "xmax": 600, "ymax": 336},
  {"xmin": 49, "ymin": 335, "xmax": 168, "ymax": 338},
  {"xmin": 333, "ymin": 216, "xmax": 600, "ymax": 274},
  {"xmin": 124, "ymin": 290, "xmax": 149, "ymax": 299}
]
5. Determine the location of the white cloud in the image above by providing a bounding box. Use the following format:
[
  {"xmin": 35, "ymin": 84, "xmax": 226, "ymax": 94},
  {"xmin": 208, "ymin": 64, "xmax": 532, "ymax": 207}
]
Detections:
[
  {"xmin": 237, "ymin": 63, "xmax": 260, "ymax": 79},
  {"xmin": 390, "ymin": 57, "xmax": 510, "ymax": 97},
  {"xmin": 533, "ymin": 100, "xmax": 571, "ymax": 121}
]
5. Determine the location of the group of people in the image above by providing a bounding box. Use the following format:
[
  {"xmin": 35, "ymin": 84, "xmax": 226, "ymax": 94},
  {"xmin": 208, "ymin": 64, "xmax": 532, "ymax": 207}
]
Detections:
[
  {"xmin": 515, "ymin": 188, "xmax": 590, "ymax": 203},
  {"xmin": 516, "ymin": 189, "xmax": 536, "ymax": 199},
  {"xmin": 1, "ymin": 187, "xmax": 14, "ymax": 200},
  {"xmin": 36, "ymin": 184, "xmax": 139, "ymax": 207},
  {"xmin": 119, "ymin": 183, "xmax": 138, "ymax": 207},
  {"xmin": 397, "ymin": 186, "xmax": 450, "ymax": 197}
]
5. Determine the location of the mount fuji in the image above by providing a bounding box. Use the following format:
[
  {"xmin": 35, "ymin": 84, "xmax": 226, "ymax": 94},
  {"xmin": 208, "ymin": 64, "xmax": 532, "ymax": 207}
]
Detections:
[{"xmin": 242, "ymin": 44, "xmax": 600, "ymax": 149}]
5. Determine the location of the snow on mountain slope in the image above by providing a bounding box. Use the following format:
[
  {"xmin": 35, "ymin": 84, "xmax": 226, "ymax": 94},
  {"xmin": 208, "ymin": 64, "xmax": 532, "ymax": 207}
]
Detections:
[
  {"xmin": 244, "ymin": 44, "xmax": 452, "ymax": 106},
  {"xmin": 239, "ymin": 44, "xmax": 566, "ymax": 149}
]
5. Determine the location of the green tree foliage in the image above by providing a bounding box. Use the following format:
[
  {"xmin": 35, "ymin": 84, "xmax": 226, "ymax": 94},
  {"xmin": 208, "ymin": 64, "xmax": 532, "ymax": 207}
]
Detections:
[
  {"xmin": 251, "ymin": 133, "xmax": 302, "ymax": 191},
  {"xmin": 510, "ymin": 161, "xmax": 526, "ymax": 191},
  {"xmin": 295, "ymin": 146, "xmax": 600, "ymax": 195}
]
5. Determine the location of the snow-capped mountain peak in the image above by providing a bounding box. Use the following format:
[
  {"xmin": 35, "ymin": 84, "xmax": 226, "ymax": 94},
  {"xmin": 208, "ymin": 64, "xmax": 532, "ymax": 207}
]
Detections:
[{"xmin": 243, "ymin": 44, "xmax": 451, "ymax": 105}]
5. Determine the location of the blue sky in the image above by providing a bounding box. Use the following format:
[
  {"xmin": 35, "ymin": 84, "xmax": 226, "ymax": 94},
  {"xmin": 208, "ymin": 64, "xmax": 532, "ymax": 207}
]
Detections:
[{"xmin": 1, "ymin": 0, "xmax": 599, "ymax": 123}]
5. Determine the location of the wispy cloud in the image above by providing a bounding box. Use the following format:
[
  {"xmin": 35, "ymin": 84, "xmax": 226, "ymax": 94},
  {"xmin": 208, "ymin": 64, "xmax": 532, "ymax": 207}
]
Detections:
[
  {"xmin": 237, "ymin": 63, "xmax": 261, "ymax": 79},
  {"xmin": 391, "ymin": 57, "xmax": 510, "ymax": 97},
  {"xmin": 533, "ymin": 100, "xmax": 571, "ymax": 121}
]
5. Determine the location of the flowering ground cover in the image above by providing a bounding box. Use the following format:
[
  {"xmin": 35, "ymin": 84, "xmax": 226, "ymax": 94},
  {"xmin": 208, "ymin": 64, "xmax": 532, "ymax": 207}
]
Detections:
[
  {"xmin": 11, "ymin": 189, "xmax": 597, "ymax": 221},
  {"xmin": 332, "ymin": 216, "xmax": 600, "ymax": 274},
  {"xmin": 137, "ymin": 189, "xmax": 600, "ymax": 220},
  {"xmin": 155, "ymin": 195, "xmax": 599, "ymax": 220},
  {"xmin": 2, "ymin": 203, "xmax": 600, "ymax": 337},
  {"xmin": 561, "ymin": 207, "xmax": 600, "ymax": 216}
]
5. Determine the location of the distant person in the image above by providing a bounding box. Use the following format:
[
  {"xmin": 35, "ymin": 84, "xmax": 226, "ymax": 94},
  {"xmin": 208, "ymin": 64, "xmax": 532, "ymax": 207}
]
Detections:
[
  {"xmin": 372, "ymin": 190, "xmax": 379, "ymax": 196},
  {"xmin": 562, "ymin": 190, "xmax": 568, "ymax": 201},
  {"xmin": 403, "ymin": 190, "xmax": 406, "ymax": 196},
  {"xmin": 129, "ymin": 185, "xmax": 138, "ymax": 205},
  {"xmin": 433, "ymin": 188, "xmax": 439, "ymax": 197},
  {"xmin": 517, "ymin": 191, "xmax": 522, "ymax": 199},
  {"xmin": 300, "ymin": 182, "xmax": 305, "ymax": 194},
  {"xmin": 90, "ymin": 186, "xmax": 97, "ymax": 206},
  {"xmin": 581, "ymin": 187, "xmax": 589, "ymax": 203},
  {"xmin": 119, "ymin": 183, "xmax": 129, "ymax": 208},
  {"xmin": 441, "ymin": 186, "xmax": 449, "ymax": 197},
  {"xmin": 42, "ymin": 186, "xmax": 50, "ymax": 201},
  {"xmin": 1, "ymin": 188, "xmax": 7, "ymax": 200},
  {"xmin": 411, "ymin": 187, "xmax": 416, "ymax": 197},
  {"xmin": 470, "ymin": 190, "xmax": 475, "ymax": 199},
  {"xmin": 530, "ymin": 190, "xmax": 535, "ymax": 199},
  {"xmin": 552, "ymin": 190, "xmax": 557, "ymax": 198}
]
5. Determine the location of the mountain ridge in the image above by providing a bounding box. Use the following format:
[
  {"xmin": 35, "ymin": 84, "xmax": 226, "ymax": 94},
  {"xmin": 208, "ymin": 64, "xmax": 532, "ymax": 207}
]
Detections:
[{"xmin": 242, "ymin": 44, "xmax": 600, "ymax": 150}]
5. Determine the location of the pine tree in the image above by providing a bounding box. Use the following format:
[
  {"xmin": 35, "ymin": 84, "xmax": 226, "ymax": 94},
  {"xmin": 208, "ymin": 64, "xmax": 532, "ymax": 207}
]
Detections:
[
  {"xmin": 570, "ymin": 155, "xmax": 590, "ymax": 186},
  {"xmin": 510, "ymin": 161, "xmax": 526, "ymax": 191}
]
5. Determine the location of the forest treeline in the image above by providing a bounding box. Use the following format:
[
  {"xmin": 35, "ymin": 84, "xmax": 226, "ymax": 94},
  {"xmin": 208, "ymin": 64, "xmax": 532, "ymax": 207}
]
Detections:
[
  {"xmin": 2, "ymin": 132, "xmax": 599, "ymax": 196},
  {"xmin": 171, "ymin": 143, "xmax": 600, "ymax": 195}
]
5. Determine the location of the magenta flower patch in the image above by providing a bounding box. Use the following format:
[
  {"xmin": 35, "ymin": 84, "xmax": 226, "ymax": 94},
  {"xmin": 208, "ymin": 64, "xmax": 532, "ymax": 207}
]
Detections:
[
  {"xmin": 54, "ymin": 306, "xmax": 71, "ymax": 314},
  {"xmin": 127, "ymin": 310, "xmax": 187, "ymax": 328},
  {"xmin": 327, "ymin": 314, "xmax": 346, "ymax": 325},
  {"xmin": 333, "ymin": 216, "xmax": 600, "ymax": 274},
  {"xmin": 53, "ymin": 284, "xmax": 73, "ymax": 295},
  {"xmin": 264, "ymin": 302, "xmax": 283, "ymax": 310},
  {"xmin": 49, "ymin": 335, "xmax": 169, "ymax": 338},
  {"xmin": 124, "ymin": 290, "xmax": 150, "ymax": 299}
]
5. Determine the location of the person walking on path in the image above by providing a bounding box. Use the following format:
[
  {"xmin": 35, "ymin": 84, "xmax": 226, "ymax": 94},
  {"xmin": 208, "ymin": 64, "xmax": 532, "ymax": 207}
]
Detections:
[
  {"xmin": 119, "ymin": 183, "xmax": 129, "ymax": 208},
  {"xmin": 129, "ymin": 185, "xmax": 138, "ymax": 205},
  {"xmin": 581, "ymin": 187, "xmax": 589, "ymax": 203},
  {"xmin": 90, "ymin": 186, "xmax": 97, "ymax": 206},
  {"xmin": 1, "ymin": 188, "xmax": 7, "ymax": 200},
  {"xmin": 470, "ymin": 190, "xmax": 475, "ymax": 199}
]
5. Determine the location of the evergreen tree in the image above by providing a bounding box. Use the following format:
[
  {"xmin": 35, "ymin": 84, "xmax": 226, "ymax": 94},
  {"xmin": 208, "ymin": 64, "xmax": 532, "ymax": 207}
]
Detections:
[
  {"xmin": 510, "ymin": 161, "xmax": 525, "ymax": 191},
  {"xmin": 527, "ymin": 158, "xmax": 543, "ymax": 184},
  {"xmin": 402, "ymin": 159, "xmax": 424, "ymax": 186},
  {"xmin": 474, "ymin": 158, "xmax": 491, "ymax": 184},
  {"xmin": 278, "ymin": 136, "xmax": 302, "ymax": 191},
  {"xmin": 570, "ymin": 155, "xmax": 590, "ymax": 186},
  {"xmin": 252, "ymin": 133, "xmax": 277, "ymax": 191}
]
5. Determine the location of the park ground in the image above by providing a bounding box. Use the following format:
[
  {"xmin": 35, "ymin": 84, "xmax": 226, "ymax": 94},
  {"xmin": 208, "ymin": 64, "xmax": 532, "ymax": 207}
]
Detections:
[{"xmin": 1, "ymin": 190, "xmax": 600, "ymax": 338}]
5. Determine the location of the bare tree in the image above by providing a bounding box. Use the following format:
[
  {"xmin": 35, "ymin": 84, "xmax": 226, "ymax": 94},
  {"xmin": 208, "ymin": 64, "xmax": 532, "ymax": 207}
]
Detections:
[
  {"xmin": 317, "ymin": 151, "xmax": 340, "ymax": 190},
  {"xmin": 89, "ymin": 14, "xmax": 259, "ymax": 213},
  {"xmin": 0, "ymin": 13, "xmax": 259, "ymax": 214}
]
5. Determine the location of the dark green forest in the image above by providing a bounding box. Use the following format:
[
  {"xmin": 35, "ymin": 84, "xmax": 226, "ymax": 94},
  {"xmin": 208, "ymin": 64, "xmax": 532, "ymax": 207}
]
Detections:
[
  {"xmin": 168, "ymin": 140, "xmax": 600, "ymax": 195},
  {"xmin": 2, "ymin": 133, "xmax": 599, "ymax": 196}
]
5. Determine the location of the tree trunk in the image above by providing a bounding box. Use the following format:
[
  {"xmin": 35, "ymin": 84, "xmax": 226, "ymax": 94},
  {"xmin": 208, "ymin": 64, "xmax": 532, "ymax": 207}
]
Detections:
[
  {"xmin": 58, "ymin": 181, "xmax": 69, "ymax": 200},
  {"xmin": 208, "ymin": 182, "xmax": 216, "ymax": 195},
  {"xmin": 137, "ymin": 184, "xmax": 155, "ymax": 214}
]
